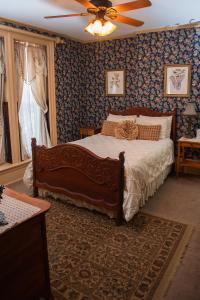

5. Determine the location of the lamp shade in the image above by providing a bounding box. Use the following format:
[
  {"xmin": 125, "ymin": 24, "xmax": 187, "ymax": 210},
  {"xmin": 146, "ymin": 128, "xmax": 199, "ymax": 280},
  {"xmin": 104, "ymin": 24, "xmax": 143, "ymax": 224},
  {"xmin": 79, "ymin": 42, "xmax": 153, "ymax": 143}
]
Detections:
[
  {"xmin": 85, "ymin": 19, "xmax": 116, "ymax": 37},
  {"xmin": 182, "ymin": 103, "xmax": 197, "ymax": 116}
]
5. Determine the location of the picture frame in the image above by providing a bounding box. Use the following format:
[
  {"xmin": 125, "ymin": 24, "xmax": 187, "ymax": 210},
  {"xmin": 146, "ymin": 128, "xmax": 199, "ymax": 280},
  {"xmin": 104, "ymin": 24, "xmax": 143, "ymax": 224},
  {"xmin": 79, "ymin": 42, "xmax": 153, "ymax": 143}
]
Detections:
[
  {"xmin": 164, "ymin": 64, "xmax": 191, "ymax": 97},
  {"xmin": 106, "ymin": 70, "xmax": 125, "ymax": 96}
]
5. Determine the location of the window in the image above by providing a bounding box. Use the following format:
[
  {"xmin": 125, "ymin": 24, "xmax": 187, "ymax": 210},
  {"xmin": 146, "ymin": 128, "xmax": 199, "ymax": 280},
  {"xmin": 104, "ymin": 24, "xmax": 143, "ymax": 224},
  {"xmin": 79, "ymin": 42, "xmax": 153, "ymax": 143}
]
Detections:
[{"xmin": 0, "ymin": 26, "xmax": 57, "ymax": 180}]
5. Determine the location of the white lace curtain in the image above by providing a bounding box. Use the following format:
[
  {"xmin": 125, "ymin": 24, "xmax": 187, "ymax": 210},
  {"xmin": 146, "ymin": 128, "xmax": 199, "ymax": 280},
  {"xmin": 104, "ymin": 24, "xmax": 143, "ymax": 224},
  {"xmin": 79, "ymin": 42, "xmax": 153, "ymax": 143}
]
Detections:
[
  {"xmin": 0, "ymin": 39, "xmax": 5, "ymax": 164},
  {"xmin": 15, "ymin": 42, "xmax": 51, "ymax": 159}
]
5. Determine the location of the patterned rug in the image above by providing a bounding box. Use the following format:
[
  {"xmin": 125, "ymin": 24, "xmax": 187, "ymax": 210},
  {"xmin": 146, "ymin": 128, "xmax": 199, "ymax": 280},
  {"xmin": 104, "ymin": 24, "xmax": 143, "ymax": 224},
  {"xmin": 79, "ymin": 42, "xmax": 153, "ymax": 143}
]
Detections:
[{"xmin": 46, "ymin": 199, "xmax": 193, "ymax": 300}]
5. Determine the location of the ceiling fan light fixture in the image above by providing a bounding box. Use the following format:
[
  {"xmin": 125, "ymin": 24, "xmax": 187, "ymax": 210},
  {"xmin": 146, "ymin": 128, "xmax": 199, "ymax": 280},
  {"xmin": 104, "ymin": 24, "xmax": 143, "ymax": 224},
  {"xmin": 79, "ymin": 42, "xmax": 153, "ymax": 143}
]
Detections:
[
  {"xmin": 101, "ymin": 20, "xmax": 117, "ymax": 35},
  {"xmin": 85, "ymin": 18, "xmax": 116, "ymax": 36}
]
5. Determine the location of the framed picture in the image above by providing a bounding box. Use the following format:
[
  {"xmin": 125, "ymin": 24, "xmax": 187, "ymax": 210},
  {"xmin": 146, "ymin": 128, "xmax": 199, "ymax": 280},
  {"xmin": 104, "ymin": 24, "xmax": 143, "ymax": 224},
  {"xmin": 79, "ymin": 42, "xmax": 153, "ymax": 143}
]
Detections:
[
  {"xmin": 164, "ymin": 64, "xmax": 191, "ymax": 97},
  {"xmin": 106, "ymin": 70, "xmax": 125, "ymax": 96}
]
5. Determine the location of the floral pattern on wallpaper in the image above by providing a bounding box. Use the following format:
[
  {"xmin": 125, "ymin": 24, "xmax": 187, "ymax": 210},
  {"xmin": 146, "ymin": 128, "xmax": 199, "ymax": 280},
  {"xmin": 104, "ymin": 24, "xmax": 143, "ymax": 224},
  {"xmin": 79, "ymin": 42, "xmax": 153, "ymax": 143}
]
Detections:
[
  {"xmin": 1, "ymin": 20, "xmax": 199, "ymax": 142},
  {"xmin": 81, "ymin": 28, "xmax": 200, "ymax": 140},
  {"xmin": 55, "ymin": 41, "xmax": 84, "ymax": 143}
]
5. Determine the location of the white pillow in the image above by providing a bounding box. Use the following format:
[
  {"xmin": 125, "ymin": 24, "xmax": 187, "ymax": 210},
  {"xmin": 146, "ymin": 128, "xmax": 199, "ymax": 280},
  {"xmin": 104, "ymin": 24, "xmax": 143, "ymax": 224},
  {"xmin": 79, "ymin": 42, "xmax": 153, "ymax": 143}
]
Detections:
[
  {"xmin": 107, "ymin": 113, "xmax": 137, "ymax": 123},
  {"xmin": 136, "ymin": 115, "xmax": 172, "ymax": 139}
]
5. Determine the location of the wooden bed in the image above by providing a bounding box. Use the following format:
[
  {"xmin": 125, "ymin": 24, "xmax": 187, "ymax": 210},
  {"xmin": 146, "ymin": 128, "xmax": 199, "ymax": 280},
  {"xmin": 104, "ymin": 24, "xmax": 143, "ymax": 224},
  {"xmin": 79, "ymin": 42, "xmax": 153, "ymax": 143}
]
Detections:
[{"xmin": 32, "ymin": 107, "xmax": 176, "ymax": 225}]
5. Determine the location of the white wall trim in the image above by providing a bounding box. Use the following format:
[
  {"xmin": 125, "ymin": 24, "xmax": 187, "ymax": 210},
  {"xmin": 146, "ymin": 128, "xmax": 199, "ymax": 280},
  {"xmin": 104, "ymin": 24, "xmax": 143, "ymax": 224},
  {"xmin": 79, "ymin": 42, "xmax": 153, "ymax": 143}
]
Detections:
[{"xmin": 0, "ymin": 160, "xmax": 31, "ymax": 185}]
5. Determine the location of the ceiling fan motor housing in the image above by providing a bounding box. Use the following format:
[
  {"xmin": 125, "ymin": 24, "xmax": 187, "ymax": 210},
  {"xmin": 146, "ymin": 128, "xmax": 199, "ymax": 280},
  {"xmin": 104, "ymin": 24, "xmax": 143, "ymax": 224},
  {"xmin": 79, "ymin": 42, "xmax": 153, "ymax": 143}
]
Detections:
[{"xmin": 90, "ymin": 0, "xmax": 113, "ymax": 8}]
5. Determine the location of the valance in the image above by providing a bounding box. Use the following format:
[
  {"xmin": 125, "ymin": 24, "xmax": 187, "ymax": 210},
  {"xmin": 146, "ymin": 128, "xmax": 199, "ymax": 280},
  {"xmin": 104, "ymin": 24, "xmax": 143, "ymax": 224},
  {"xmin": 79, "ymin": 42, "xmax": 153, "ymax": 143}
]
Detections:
[
  {"xmin": 15, "ymin": 43, "xmax": 47, "ymax": 82},
  {"xmin": 27, "ymin": 45, "xmax": 47, "ymax": 82}
]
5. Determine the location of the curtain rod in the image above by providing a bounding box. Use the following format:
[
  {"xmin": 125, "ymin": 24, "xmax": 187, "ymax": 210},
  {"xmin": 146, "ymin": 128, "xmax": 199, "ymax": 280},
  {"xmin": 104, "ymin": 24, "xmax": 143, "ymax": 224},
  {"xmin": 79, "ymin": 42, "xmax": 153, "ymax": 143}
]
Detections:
[{"xmin": 15, "ymin": 40, "xmax": 45, "ymax": 48}]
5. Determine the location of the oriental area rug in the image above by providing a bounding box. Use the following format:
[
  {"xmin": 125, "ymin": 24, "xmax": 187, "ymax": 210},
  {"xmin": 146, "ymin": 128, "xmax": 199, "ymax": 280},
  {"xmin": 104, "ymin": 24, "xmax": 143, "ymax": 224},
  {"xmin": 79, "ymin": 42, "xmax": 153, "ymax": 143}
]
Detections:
[{"xmin": 46, "ymin": 199, "xmax": 193, "ymax": 300}]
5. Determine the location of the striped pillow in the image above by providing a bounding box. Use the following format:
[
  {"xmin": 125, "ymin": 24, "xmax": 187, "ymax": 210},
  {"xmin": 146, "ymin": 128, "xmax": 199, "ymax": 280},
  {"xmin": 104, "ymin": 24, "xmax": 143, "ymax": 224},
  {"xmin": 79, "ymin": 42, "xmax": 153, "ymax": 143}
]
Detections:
[
  {"xmin": 101, "ymin": 121, "xmax": 118, "ymax": 137},
  {"xmin": 138, "ymin": 124, "xmax": 161, "ymax": 141}
]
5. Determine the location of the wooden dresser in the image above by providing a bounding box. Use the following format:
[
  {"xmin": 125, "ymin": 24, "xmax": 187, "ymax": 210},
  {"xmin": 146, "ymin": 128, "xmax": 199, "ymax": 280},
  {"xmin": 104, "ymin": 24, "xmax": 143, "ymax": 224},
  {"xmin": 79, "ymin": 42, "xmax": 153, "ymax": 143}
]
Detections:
[{"xmin": 0, "ymin": 188, "xmax": 51, "ymax": 300}]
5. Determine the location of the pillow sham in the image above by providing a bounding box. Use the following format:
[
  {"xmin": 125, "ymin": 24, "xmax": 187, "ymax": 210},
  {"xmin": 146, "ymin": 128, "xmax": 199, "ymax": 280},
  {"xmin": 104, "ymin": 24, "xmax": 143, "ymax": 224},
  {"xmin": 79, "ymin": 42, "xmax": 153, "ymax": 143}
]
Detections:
[
  {"xmin": 101, "ymin": 120, "xmax": 118, "ymax": 137},
  {"xmin": 136, "ymin": 115, "xmax": 172, "ymax": 139},
  {"xmin": 107, "ymin": 113, "xmax": 137, "ymax": 123},
  {"xmin": 138, "ymin": 124, "xmax": 161, "ymax": 141},
  {"xmin": 115, "ymin": 121, "xmax": 138, "ymax": 140}
]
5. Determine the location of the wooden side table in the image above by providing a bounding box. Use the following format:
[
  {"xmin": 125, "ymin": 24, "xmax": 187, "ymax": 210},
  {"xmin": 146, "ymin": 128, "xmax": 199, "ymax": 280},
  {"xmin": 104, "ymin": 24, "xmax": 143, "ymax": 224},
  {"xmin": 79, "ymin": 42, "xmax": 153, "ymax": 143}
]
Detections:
[
  {"xmin": 0, "ymin": 188, "xmax": 51, "ymax": 300},
  {"xmin": 176, "ymin": 137, "xmax": 200, "ymax": 177},
  {"xmin": 80, "ymin": 127, "xmax": 101, "ymax": 138}
]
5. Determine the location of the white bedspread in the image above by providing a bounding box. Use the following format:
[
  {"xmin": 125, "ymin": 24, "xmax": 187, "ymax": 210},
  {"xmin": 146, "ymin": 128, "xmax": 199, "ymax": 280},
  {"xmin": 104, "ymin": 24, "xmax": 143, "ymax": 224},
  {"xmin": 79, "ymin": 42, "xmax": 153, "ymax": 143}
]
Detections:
[{"xmin": 71, "ymin": 134, "xmax": 174, "ymax": 221}]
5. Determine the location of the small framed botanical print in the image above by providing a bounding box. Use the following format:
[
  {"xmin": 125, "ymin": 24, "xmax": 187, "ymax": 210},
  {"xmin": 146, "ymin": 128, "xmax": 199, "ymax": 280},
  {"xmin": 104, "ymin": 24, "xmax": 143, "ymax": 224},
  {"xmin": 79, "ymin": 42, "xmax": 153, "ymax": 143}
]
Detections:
[
  {"xmin": 164, "ymin": 64, "xmax": 191, "ymax": 97},
  {"xmin": 106, "ymin": 70, "xmax": 125, "ymax": 96}
]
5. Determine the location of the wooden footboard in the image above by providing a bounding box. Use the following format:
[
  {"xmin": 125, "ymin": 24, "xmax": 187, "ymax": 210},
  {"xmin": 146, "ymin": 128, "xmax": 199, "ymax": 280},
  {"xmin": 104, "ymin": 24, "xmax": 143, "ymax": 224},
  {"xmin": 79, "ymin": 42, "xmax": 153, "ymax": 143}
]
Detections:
[{"xmin": 31, "ymin": 138, "xmax": 125, "ymax": 225}]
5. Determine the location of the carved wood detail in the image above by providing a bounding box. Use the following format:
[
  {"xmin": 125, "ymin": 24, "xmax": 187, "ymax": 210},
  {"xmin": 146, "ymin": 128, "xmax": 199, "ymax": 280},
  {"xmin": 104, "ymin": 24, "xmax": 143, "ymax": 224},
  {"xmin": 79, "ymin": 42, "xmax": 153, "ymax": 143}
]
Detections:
[
  {"xmin": 35, "ymin": 144, "xmax": 121, "ymax": 191},
  {"xmin": 32, "ymin": 138, "xmax": 125, "ymax": 223}
]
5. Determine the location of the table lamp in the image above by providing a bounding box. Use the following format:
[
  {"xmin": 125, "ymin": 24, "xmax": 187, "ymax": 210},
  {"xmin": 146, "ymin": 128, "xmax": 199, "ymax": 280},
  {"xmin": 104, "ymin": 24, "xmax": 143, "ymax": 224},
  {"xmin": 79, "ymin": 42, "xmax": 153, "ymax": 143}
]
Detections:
[{"xmin": 182, "ymin": 103, "xmax": 197, "ymax": 138}]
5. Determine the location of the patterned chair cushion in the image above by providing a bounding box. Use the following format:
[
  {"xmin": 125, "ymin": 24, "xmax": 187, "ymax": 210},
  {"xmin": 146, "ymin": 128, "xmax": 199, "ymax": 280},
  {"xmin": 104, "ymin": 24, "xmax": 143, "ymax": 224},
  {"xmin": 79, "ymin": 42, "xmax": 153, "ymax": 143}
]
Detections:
[
  {"xmin": 138, "ymin": 124, "xmax": 161, "ymax": 141},
  {"xmin": 115, "ymin": 121, "xmax": 138, "ymax": 140}
]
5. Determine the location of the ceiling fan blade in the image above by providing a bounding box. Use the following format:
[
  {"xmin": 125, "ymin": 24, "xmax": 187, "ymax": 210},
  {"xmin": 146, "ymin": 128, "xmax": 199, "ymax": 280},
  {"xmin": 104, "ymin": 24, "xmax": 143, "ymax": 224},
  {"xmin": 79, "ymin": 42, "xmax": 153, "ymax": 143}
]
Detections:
[
  {"xmin": 74, "ymin": 0, "xmax": 96, "ymax": 9},
  {"xmin": 44, "ymin": 13, "xmax": 90, "ymax": 19},
  {"xmin": 113, "ymin": 15, "xmax": 144, "ymax": 27},
  {"xmin": 112, "ymin": 0, "xmax": 152, "ymax": 13}
]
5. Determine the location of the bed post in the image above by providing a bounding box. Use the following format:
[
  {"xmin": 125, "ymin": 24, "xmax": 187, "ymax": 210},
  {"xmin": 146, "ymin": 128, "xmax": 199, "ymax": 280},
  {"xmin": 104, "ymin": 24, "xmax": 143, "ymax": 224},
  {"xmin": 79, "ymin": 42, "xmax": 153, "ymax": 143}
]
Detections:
[
  {"xmin": 172, "ymin": 108, "xmax": 177, "ymax": 145},
  {"xmin": 116, "ymin": 151, "xmax": 125, "ymax": 226},
  {"xmin": 31, "ymin": 138, "xmax": 38, "ymax": 197}
]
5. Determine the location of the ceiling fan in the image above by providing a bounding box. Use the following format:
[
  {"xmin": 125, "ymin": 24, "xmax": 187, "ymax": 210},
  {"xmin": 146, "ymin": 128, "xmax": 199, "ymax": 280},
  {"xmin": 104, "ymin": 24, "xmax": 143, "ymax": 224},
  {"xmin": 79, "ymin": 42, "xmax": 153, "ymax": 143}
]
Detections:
[{"xmin": 45, "ymin": 0, "xmax": 152, "ymax": 37}]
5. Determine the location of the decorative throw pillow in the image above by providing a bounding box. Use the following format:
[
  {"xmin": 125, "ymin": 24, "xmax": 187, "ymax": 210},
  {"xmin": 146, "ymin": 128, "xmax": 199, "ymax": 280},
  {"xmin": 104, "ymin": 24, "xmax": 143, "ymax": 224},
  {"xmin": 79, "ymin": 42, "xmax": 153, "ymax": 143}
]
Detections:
[
  {"xmin": 137, "ymin": 116, "xmax": 172, "ymax": 139},
  {"xmin": 101, "ymin": 121, "xmax": 118, "ymax": 137},
  {"xmin": 115, "ymin": 121, "xmax": 138, "ymax": 140},
  {"xmin": 138, "ymin": 124, "xmax": 161, "ymax": 141}
]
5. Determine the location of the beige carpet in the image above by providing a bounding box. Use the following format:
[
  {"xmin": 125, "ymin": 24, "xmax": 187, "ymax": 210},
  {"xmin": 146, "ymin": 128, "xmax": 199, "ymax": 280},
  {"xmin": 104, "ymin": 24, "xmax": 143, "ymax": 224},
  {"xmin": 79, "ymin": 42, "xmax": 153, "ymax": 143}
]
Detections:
[{"xmin": 142, "ymin": 175, "xmax": 200, "ymax": 300}]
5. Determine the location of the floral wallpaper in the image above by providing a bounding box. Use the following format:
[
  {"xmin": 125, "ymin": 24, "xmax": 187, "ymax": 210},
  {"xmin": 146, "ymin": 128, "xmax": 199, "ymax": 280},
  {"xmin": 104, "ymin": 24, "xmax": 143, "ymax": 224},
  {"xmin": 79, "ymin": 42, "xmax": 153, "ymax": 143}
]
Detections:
[
  {"xmin": 55, "ymin": 41, "xmax": 84, "ymax": 143},
  {"xmin": 1, "ymin": 20, "xmax": 200, "ymax": 143},
  {"xmin": 80, "ymin": 28, "xmax": 200, "ymax": 141}
]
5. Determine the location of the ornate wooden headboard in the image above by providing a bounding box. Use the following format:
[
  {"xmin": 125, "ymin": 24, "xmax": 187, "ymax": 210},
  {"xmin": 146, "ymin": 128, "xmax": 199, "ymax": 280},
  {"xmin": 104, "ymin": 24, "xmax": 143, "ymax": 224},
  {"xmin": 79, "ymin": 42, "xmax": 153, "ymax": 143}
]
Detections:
[{"xmin": 109, "ymin": 107, "xmax": 177, "ymax": 144}]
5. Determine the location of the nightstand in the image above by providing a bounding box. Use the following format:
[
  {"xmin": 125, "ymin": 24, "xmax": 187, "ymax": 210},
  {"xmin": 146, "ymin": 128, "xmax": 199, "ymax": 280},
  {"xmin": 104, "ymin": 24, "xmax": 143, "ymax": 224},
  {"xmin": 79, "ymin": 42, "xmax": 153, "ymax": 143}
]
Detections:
[
  {"xmin": 80, "ymin": 127, "xmax": 101, "ymax": 138},
  {"xmin": 176, "ymin": 137, "xmax": 200, "ymax": 177}
]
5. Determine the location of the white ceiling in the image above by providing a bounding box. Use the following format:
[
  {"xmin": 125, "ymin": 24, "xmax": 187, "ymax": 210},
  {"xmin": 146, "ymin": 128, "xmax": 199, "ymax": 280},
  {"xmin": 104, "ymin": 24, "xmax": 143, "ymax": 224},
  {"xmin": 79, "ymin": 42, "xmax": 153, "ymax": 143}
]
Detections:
[{"xmin": 0, "ymin": 0, "xmax": 200, "ymax": 42}]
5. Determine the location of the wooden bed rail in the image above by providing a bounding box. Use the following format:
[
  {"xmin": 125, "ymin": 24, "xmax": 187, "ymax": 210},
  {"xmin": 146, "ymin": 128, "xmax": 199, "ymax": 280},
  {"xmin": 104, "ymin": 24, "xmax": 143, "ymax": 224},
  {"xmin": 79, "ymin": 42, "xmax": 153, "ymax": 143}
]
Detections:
[{"xmin": 31, "ymin": 138, "xmax": 125, "ymax": 225}]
